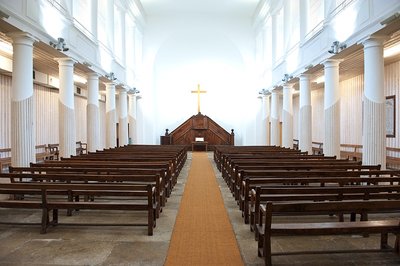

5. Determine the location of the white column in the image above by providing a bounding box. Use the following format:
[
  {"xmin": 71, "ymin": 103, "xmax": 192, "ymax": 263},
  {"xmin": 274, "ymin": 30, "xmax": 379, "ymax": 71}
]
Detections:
[
  {"xmin": 128, "ymin": 93, "xmax": 137, "ymax": 144},
  {"xmin": 57, "ymin": 58, "xmax": 76, "ymax": 158},
  {"xmin": 86, "ymin": 73, "xmax": 100, "ymax": 152},
  {"xmin": 261, "ymin": 94, "xmax": 271, "ymax": 145},
  {"xmin": 270, "ymin": 89, "xmax": 281, "ymax": 146},
  {"xmin": 362, "ymin": 36, "xmax": 387, "ymax": 168},
  {"xmin": 323, "ymin": 59, "xmax": 341, "ymax": 157},
  {"xmin": 118, "ymin": 88, "xmax": 129, "ymax": 146},
  {"xmin": 299, "ymin": 74, "xmax": 312, "ymax": 154},
  {"xmin": 282, "ymin": 84, "xmax": 294, "ymax": 148},
  {"xmin": 105, "ymin": 82, "xmax": 117, "ymax": 148},
  {"xmin": 10, "ymin": 32, "xmax": 36, "ymax": 166}
]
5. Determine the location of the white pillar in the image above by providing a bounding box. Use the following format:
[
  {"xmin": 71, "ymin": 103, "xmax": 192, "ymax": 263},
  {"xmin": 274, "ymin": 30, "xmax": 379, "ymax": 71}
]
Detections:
[
  {"xmin": 128, "ymin": 93, "xmax": 137, "ymax": 144},
  {"xmin": 323, "ymin": 59, "xmax": 341, "ymax": 157},
  {"xmin": 57, "ymin": 58, "xmax": 76, "ymax": 158},
  {"xmin": 270, "ymin": 89, "xmax": 280, "ymax": 146},
  {"xmin": 299, "ymin": 74, "xmax": 312, "ymax": 154},
  {"xmin": 10, "ymin": 32, "xmax": 36, "ymax": 166},
  {"xmin": 105, "ymin": 82, "xmax": 117, "ymax": 148},
  {"xmin": 362, "ymin": 36, "xmax": 387, "ymax": 168},
  {"xmin": 282, "ymin": 84, "xmax": 294, "ymax": 148},
  {"xmin": 261, "ymin": 94, "xmax": 271, "ymax": 145},
  {"xmin": 118, "ymin": 88, "xmax": 129, "ymax": 146},
  {"xmin": 86, "ymin": 73, "xmax": 100, "ymax": 152}
]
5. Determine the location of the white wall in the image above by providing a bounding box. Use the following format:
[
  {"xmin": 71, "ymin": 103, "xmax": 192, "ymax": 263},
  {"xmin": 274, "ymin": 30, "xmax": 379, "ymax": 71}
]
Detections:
[{"xmin": 142, "ymin": 15, "xmax": 258, "ymax": 145}]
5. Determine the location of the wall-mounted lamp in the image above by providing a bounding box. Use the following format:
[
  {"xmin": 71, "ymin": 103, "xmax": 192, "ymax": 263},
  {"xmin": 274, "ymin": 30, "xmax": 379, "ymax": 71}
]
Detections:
[
  {"xmin": 49, "ymin": 37, "xmax": 69, "ymax": 52},
  {"xmin": 129, "ymin": 87, "xmax": 140, "ymax": 94},
  {"xmin": 305, "ymin": 64, "xmax": 314, "ymax": 70},
  {"xmin": 105, "ymin": 72, "xmax": 117, "ymax": 81},
  {"xmin": 258, "ymin": 88, "xmax": 269, "ymax": 95},
  {"xmin": 281, "ymin": 73, "xmax": 293, "ymax": 82},
  {"xmin": 82, "ymin": 61, "xmax": 92, "ymax": 67},
  {"xmin": 380, "ymin": 12, "xmax": 400, "ymax": 25},
  {"xmin": 328, "ymin": 41, "xmax": 346, "ymax": 54}
]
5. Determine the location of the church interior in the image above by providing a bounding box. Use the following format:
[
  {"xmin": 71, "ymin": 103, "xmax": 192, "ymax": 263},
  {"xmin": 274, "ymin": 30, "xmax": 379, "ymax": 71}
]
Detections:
[{"xmin": 1, "ymin": 0, "xmax": 400, "ymax": 265}]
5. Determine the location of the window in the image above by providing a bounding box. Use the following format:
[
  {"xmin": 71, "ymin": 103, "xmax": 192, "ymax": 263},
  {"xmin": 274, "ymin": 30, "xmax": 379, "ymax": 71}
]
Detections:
[
  {"xmin": 306, "ymin": 0, "xmax": 324, "ymax": 38},
  {"xmin": 114, "ymin": 4, "xmax": 124, "ymax": 62},
  {"xmin": 73, "ymin": 0, "xmax": 93, "ymax": 36},
  {"xmin": 98, "ymin": 0, "xmax": 112, "ymax": 49},
  {"xmin": 288, "ymin": 0, "xmax": 300, "ymax": 48},
  {"xmin": 274, "ymin": 7, "xmax": 284, "ymax": 62}
]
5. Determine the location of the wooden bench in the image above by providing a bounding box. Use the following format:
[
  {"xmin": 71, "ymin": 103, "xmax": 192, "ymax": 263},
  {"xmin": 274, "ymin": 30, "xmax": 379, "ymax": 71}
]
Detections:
[
  {"xmin": 75, "ymin": 141, "xmax": 87, "ymax": 155},
  {"xmin": 33, "ymin": 161, "xmax": 175, "ymax": 197},
  {"xmin": 242, "ymin": 174, "xmax": 400, "ymax": 226},
  {"xmin": 339, "ymin": 145, "xmax": 400, "ymax": 169},
  {"xmin": 35, "ymin": 144, "xmax": 55, "ymax": 162},
  {"xmin": 47, "ymin": 144, "xmax": 59, "ymax": 160},
  {"xmin": 258, "ymin": 200, "xmax": 400, "ymax": 266},
  {"xmin": 340, "ymin": 144, "xmax": 363, "ymax": 161},
  {"xmin": 236, "ymin": 168, "xmax": 397, "ymax": 210},
  {"xmin": 0, "ymin": 148, "xmax": 11, "ymax": 173},
  {"xmin": 312, "ymin": 141, "xmax": 323, "ymax": 155},
  {"xmin": 250, "ymin": 183, "xmax": 400, "ymax": 233},
  {"xmin": 9, "ymin": 166, "xmax": 167, "ymax": 210},
  {"xmin": 0, "ymin": 182, "xmax": 156, "ymax": 235},
  {"xmin": 232, "ymin": 163, "xmax": 380, "ymax": 201}
]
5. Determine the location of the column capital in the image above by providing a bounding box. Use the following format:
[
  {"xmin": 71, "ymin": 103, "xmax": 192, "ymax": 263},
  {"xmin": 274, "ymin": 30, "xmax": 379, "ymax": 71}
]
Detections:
[
  {"xmin": 105, "ymin": 82, "xmax": 116, "ymax": 88},
  {"xmin": 360, "ymin": 34, "xmax": 388, "ymax": 48},
  {"xmin": 271, "ymin": 86, "xmax": 282, "ymax": 94},
  {"xmin": 282, "ymin": 83, "xmax": 294, "ymax": 89},
  {"xmin": 323, "ymin": 59, "xmax": 342, "ymax": 68},
  {"xmin": 299, "ymin": 73, "xmax": 311, "ymax": 80},
  {"xmin": 55, "ymin": 57, "xmax": 76, "ymax": 66},
  {"xmin": 8, "ymin": 31, "xmax": 39, "ymax": 45},
  {"xmin": 117, "ymin": 87, "xmax": 128, "ymax": 94},
  {"xmin": 87, "ymin": 72, "xmax": 99, "ymax": 79}
]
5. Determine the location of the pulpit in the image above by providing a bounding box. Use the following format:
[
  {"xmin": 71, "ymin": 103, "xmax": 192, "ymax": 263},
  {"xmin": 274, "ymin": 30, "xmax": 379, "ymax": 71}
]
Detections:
[
  {"xmin": 192, "ymin": 137, "xmax": 208, "ymax": 151},
  {"xmin": 160, "ymin": 113, "xmax": 234, "ymax": 151}
]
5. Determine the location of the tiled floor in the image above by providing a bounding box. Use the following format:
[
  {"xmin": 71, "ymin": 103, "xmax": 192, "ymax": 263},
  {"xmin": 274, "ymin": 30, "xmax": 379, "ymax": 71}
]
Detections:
[{"xmin": 0, "ymin": 152, "xmax": 399, "ymax": 265}]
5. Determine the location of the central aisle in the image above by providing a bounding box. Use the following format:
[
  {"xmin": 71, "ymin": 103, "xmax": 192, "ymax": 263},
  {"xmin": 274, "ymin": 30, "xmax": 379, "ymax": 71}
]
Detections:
[{"xmin": 164, "ymin": 152, "xmax": 244, "ymax": 266}]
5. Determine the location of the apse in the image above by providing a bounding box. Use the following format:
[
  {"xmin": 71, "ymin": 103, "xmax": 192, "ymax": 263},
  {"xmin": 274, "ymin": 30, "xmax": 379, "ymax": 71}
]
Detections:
[{"xmin": 149, "ymin": 26, "xmax": 257, "ymax": 145}]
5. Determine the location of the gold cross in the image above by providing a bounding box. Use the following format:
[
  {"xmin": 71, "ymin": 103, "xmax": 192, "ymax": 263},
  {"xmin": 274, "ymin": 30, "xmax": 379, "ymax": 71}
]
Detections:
[{"xmin": 191, "ymin": 84, "xmax": 207, "ymax": 114}]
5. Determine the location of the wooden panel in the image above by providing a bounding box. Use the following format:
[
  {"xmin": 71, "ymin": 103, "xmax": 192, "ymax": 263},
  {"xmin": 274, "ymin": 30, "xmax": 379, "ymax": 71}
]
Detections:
[
  {"xmin": 192, "ymin": 115, "xmax": 208, "ymax": 129},
  {"xmin": 164, "ymin": 113, "xmax": 234, "ymax": 149}
]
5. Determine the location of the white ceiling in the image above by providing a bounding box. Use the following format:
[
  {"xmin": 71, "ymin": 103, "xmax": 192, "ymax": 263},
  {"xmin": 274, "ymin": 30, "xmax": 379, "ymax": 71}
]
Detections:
[{"xmin": 139, "ymin": 0, "xmax": 260, "ymax": 18}]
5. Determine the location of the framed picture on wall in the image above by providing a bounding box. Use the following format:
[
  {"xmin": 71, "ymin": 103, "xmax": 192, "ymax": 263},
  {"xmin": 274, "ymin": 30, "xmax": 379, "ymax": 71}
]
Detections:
[{"xmin": 386, "ymin": 95, "xmax": 396, "ymax": 138}]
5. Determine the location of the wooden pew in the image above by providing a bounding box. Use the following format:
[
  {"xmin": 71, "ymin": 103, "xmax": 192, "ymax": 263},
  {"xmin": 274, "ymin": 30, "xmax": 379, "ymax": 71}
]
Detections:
[
  {"xmin": 1, "ymin": 171, "xmax": 163, "ymax": 218},
  {"xmin": 10, "ymin": 166, "xmax": 167, "ymax": 209},
  {"xmin": 35, "ymin": 144, "xmax": 55, "ymax": 162},
  {"xmin": 75, "ymin": 141, "xmax": 87, "ymax": 155},
  {"xmin": 258, "ymin": 200, "xmax": 400, "ymax": 266},
  {"xmin": 249, "ymin": 183, "xmax": 400, "ymax": 232},
  {"xmin": 231, "ymin": 163, "xmax": 380, "ymax": 200},
  {"xmin": 0, "ymin": 148, "xmax": 11, "ymax": 173},
  {"xmin": 245, "ymin": 175, "xmax": 400, "ymax": 226},
  {"xmin": 33, "ymin": 161, "xmax": 175, "ymax": 196},
  {"xmin": 236, "ymin": 168, "xmax": 395, "ymax": 207},
  {"xmin": 0, "ymin": 182, "xmax": 156, "ymax": 235}
]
